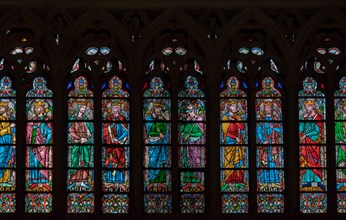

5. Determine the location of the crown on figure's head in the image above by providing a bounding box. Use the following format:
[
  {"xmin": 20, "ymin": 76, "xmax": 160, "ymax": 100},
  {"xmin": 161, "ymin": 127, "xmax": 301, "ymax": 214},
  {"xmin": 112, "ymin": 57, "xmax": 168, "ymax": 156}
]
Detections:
[
  {"xmin": 227, "ymin": 100, "xmax": 237, "ymax": 105},
  {"xmin": 0, "ymin": 101, "xmax": 8, "ymax": 107},
  {"xmin": 76, "ymin": 99, "xmax": 87, "ymax": 105},
  {"xmin": 110, "ymin": 100, "xmax": 122, "ymax": 106},
  {"xmin": 264, "ymin": 101, "xmax": 273, "ymax": 106},
  {"xmin": 152, "ymin": 101, "xmax": 164, "ymax": 108},
  {"xmin": 34, "ymin": 100, "xmax": 45, "ymax": 106},
  {"xmin": 304, "ymin": 99, "xmax": 315, "ymax": 106}
]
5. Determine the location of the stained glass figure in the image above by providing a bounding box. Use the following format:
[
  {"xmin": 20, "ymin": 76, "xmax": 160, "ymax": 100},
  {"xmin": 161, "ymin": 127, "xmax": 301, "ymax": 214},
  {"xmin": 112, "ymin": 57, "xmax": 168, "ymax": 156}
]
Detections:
[
  {"xmin": 220, "ymin": 76, "xmax": 246, "ymax": 98},
  {"xmin": 0, "ymin": 76, "xmax": 16, "ymax": 213},
  {"xmin": 178, "ymin": 76, "xmax": 205, "ymax": 98},
  {"xmin": 67, "ymin": 76, "xmax": 94, "ymax": 213},
  {"xmin": 24, "ymin": 77, "xmax": 53, "ymax": 213},
  {"xmin": 143, "ymin": 76, "xmax": 171, "ymax": 213},
  {"xmin": 335, "ymin": 77, "xmax": 346, "ymax": 213},
  {"xmin": 298, "ymin": 77, "xmax": 324, "ymax": 97},
  {"xmin": 256, "ymin": 77, "xmax": 281, "ymax": 97},
  {"xmin": 26, "ymin": 77, "xmax": 53, "ymax": 97},
  {"xmin": 102, "ymin": 76, "xmax": 129, "ymax": 98},
  {"xmin": 219, "ymin": 76, "xmax": 249, "ymax": 213},
  {"xmin": 299, "ymin": 77, "xmax": 327, "ymax": 213},
  {"xmin": 178, "ymin": 76, "xmax": 206, "ymax": 213},
  {"xmin": 143, "ymin": 77, "xmax": 170, "ymax": 97},
  {"xmin": 68, "ymin": 76, "xmax": 94, "ymax": 97},
  {"xmin": 256, "ymin": 77, "xmax": 284, "ymax": 213},
  {"xmin": 102, "ymin": 76, "xmax": 130, "ymax": 213}
]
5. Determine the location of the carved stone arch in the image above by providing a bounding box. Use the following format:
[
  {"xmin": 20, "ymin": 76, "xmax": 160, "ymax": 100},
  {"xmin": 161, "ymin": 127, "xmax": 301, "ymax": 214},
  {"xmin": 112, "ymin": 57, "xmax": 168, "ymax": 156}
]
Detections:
[
  {"xmin": 198, "ymin": 8, "xmax": 227, "ymax": 40},
  {"xmin": 276, "ymin": 9, "xmax": 305, "ymax": 45},
  {"xmin": 121, "ymin": 10, "xmax": 150, "ymax": 44},
  {"xmin": 137, "ymin": 8, "xmax": 212, "ymax": 81},
  {"xmin": 216, "ymin": 8, "xmax": 290, "ymax": 80},
  {"xmin": 44, "ymin": 11, "xmax": 73, "ymax": 43},
  {"xmin": 0, "ymin": 8, "xmax": 55, "ymax": 82},
  {"xmin": 294, "ymin": 8, "xmax": 346, "ymax": 75},
  {"xmin": 61, "ymin": 10, "xmax": 134, "ymax": 80},
  {"xmin": 122, "ymin": 10, "xmax": 150, "ymax": 28},
  {"xmin": 0, "ymin": 8, "xmax": 52, "ymax": 62},
  {"xmin": 0, "ymin": 7, "xmax": 44, "ymax": 43},
  {"xmin": 0, "ymin": 8, "xmax": 50, "ymax": 55},
  {"xmin": 294, "ymin": 8, "xmax": 346, "ymax": 54}
]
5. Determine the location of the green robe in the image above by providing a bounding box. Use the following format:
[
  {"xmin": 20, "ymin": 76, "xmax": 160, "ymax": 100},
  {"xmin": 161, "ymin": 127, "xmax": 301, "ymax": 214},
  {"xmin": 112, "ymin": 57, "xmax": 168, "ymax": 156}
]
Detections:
[
  {"xmin": 335, "ymin": 115, "xmax": 346, "ymax": 171},
  {"xmin": 180, "ymin": 121, "xmax": 204, "ymax": 184},
  {"xmin": 68, "ymin": 116, "xmax": 94, "ymax": 182}
]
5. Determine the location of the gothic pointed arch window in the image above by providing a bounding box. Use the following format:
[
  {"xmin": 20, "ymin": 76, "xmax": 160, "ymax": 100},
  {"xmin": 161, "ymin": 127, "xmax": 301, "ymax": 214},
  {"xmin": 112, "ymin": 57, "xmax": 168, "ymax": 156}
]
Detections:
[
  {"xmin": 67, "ymin": 75, "xmax": 95, "ymax": 213},
  {"xmin": 219, "ymin": 65, "xmax": 249, "ymax": 213},
  {"xmin": 255, "ymin": 75, "xmax": 284, "ymax": 213},
  {"xmin": 334, "ymin": 76, "xmax": 346, "ymax": 213},
  {"xmin": 295, "ymin": 15, "xmax": 346, "ymax": 215},
  {"xmin": 143, "ymin": 60, "xmax": 206, "ymax": 213},
  {"xmin": 1, "ymin": 4, "xmax": 346, "ymax": 219},
  {"xmin": 298, "ymin": 76, "xmax": 327, "ymax": 213},
  {"xmin": 141, "ymin": 17, "xmax": 208, "ymax": 212},
  {"xmin": 65, "ymin": 20, "xmax": 132, "ymax": 213},
  {"xmin": 25, "ymin": 76, "xmax": 53, "ymax": 213},
  {"xmin": 178, "ymin": 73, "xmax": 206, "ymax": 213},
  {"xmin": 0, "ymin": 73, "xmax": 16, "ymax": 213},
  {"xmin": 2, "ymin": 25, "xmax": 55, "ymax": 214},
  {"xmin": 298, "ymin": 49, "xmax": 328, "ymax": 214},
  {"xmin": 219, "ymin": 23, "xmax": 286, "ymax": 213},
  {"xmin": 143, "ymin": 72, "xmax": 172, "ymax": 213},
  {"xmin": 331, "ymin": 41, "xmax": 346, "ymax": 214},
  {"xmin": 297, "ymin": 31, "xmax": 345, "ymax": 213},
  {"xmin": 101, "ymin": 73, "xmax": 130, "ymax": 214}
]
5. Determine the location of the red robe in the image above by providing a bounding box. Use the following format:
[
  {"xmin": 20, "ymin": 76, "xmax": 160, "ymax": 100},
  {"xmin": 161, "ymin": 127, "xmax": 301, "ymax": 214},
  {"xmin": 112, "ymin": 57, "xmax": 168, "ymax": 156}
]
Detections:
[
  {"xmin": 103, "ymin": 115, "xmax": 126, "ymax": 168},
  {"xmin": 300, "ymin": 113, "xmax": 323, "ymax": 179}
]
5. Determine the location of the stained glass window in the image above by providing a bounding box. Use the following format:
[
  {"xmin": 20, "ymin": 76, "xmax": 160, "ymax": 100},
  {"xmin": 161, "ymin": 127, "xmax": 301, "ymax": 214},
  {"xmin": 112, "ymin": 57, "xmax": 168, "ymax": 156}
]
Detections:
[
  {"xmin": 0, "ymin": 76, "xmax": 16, "ymax": 213},
  {"xmin": 220, "ymin": 76, "xmax": 249, "ymax": 213},
  {"xmin": 178, "ymin": 75, "xmax": 206, "ymax": 213},
  {"xmin": 221, "ymin": 42, "xmax": 285, "ymax": 213},
  {"xmin": 256, "ymin": 76, "xmax": 284, "ymax": 213},
  {"xmin": 67, "ymin": 76, "xmax": 94, "ymax": 213},
  {"xmin": 25, "ymin": 77, "xmax": 53, "ymax": 213},
  {"xmin": 2, "ymin": 5, "xmax": 346, "ymax": 219},
  {"xmin": 335, "ymin": 76, "xmax": 346, "ymax": 213},
  {"xmin": 143, "ymin": 76, "xmax": 172, "ymax": 213},
  {"xmin": 298, "ymin": 77, "xmax": 327, "ymax": 213},
  {"xmin": 102, "ymin": 76, "xmax": 130, "ymax": 213}
]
